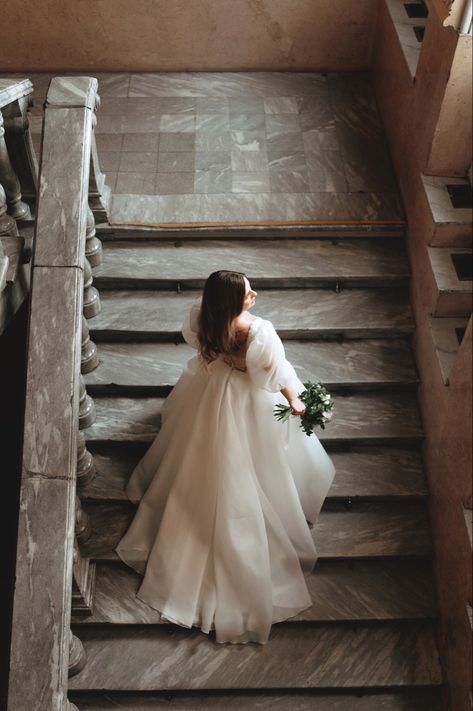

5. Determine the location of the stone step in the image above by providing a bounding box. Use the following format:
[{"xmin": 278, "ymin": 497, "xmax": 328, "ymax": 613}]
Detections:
[
  {"xmin": 68, "ymin": 690, "xmax": 442, "ymax": 711},
  {"xmin": 97, "ymin": 222, "xmax": 407, "ymax": 241},
  {"xmin": 68, "ymin": 621, "xmax": 442, "ymax": 691},
  {"xmin": 72, "ymin": 558, "xmax": 436, "ymax": 625},
  {"xmin": 83, "ymin": 392, "xmax": 423, "ymax": 445},
  {"xmin": 89, "ymin": 288, "xmax": 413, "ymax": 341},
  {"xmin": 84, "ymin": 339, "xmax": 418, "ymax": 396},
  {"xmin": 79, "ymin": 501, "xmax": 433, "ymax": 561},
  {"xmin": 82, "ymin": 444, "xmax": 428, "ymax": 502},
  {"xmin": 93, "ymin": 239, "xmax": 410, "ymax": 289}
]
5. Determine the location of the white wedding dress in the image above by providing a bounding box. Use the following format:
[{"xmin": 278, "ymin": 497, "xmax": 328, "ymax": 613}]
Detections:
[{"xmin": 115, "ymin": 301, "xmax": 336, "ymax": 644}]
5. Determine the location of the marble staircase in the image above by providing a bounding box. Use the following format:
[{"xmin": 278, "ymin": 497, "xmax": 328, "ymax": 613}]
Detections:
[{"xmin": 69, "ymin": 230, "xmax": 444, "ymax": 709}]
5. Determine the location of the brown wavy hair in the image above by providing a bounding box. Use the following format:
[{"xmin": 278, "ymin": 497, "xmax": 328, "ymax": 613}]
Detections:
[{"xmin": 198, "ymin": 270, "xmax": 246, "ymax": 362}]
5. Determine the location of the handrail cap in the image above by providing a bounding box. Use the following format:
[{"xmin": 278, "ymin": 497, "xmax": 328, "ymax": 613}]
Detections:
[
  {"xmin": 46, "ymin": 76, "xmax": 99, "ymax": 110},
  {"xmin": 0, "ymin": 78, "xmax": 34, "ymax": 109}
]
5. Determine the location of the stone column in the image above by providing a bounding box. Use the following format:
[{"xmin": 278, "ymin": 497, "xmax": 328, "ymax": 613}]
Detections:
[
  {"xmin": 77, "ymin": 431, "xmax": 96, "ymax": 488},
  {"xmin": 83, "ymin": 257, "xmax": 101, "ymax": 319},
  {"xmin": 0, "ymin": 110, "xmax": 32, "ymax": 221},
  {"xmin": 68, "ymin": 629, "xmax": 86, "ymax": 677},
  {"xmin": 81, "ymin": 316, "xmax": 99, "ymax": 374},
  {"xmin": 79, "ymin": 375, "xmax": 96, "ymax": 430},
  {"xmin": 85, "ymin": 206, "xmax": 103, "ymax": 267}
]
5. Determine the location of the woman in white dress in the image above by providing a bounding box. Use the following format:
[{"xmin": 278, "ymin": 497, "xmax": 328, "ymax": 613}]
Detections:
[{"xmin": 115, "ymin": 270, "xmax": 336, "ymax": 644}]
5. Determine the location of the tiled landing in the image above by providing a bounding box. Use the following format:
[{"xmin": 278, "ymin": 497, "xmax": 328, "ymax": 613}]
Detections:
[{"xmin": 21, "ymin": 72, "xmax": 404, "ymax": 226}]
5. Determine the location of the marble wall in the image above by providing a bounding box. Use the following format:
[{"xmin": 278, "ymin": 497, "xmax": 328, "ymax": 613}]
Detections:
[
  {"xmin": 371, "ymin": 4, "xmax": 472, "ymax": 710},
  {"xmin": 0, "ymin": 0, "xmax": 377, "ymax": 72}
]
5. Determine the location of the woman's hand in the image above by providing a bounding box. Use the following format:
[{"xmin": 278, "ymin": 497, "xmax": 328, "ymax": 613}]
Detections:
[{"xmin": 289, "ymin": 397, "xmax": 306, "ymax": 416}]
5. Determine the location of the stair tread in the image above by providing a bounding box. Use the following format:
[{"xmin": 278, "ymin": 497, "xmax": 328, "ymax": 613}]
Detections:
[
  {"xmin": 72, "ymin": 558, "xmax": 436, "ymax": 624},
  {"xmin": 84, "ymin": 392, "xmax": 423, "ymax": 444},
  {"xmin": 84, "ymin": 339, "xmax": 418, "ymax": 393},
  {"xmin": 93, "ymin": 239, "xmax": 410, "ymax": 287},
  {"xmin": 68, "ymin": 621, "xmax": 442, "ymax": 690},
  {"xmin": 68, "ymin": 690, "xmax": 442, "ymax": 710},
  {"xmin": 83, "ymin": 445, "xmax": 428, "ymax": 501},
  {"xmin": 88, "ymin": 288, "xmax": 413, "ymax": 339},
  {"xmin": 79, "ymin": 501, "xmax": 433, "ymax": 560}
]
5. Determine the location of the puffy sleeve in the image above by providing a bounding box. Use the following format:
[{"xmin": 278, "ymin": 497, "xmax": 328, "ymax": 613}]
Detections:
[
  {"xmin": 181, "ymin": 299, "xmax": 201, "ymax": 350},
  {"xmin": 246, "ymin": 319, "xmax": 300, "ymax": 393}
]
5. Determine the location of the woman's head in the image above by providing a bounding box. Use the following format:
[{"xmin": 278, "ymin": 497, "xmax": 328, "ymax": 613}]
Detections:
[{"xmin": 198, "ymin": 270, "xmax": 256, "ymax": 362}]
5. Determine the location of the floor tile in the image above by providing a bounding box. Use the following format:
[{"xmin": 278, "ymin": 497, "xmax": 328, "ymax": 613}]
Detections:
[
  {"xmin": 269, "ymin": 168, "xmax": 310, "ymax": 193},
  {"xmin": 231, "ymin": 145, "xmax": 268, "ymax": 171},
  {"xmin": 232, "ymin": 171, "xmax": 270, "ymax": 193},
  {"xmin": 195, "ymin": 114, "xmax": 229, "ymax": 133},
  {"xmin": 267, "ymin": 132, "xmax": 305, "ymax": 159},
  {"xmin": 95, "ymin": 134, "xmax": 124, "ymax": 152},
  {"xmin": 229, "ymin": 112, "xmax": 265, "ymax": 131},
  {"xmin": 118, "ymin": 151, "xmax": 158, "ymax": 172},
  {"xmin": 115, "ymin": 172, "xmax": 156, "ymax": 194},
  {"xmin": 196, "ymin": 97, "xmax": 229, "ymax": 116},
  {"xmin": 100, "ymin": 152, "xmax": 121, "ymax": 172},
  {"xmin": 307, "ymin": 151, "xmax": 349, "ymax": 192},
  {"xmin": 194, "ymin": 168, "xmax": 232, "ymax": 194},
  {"xmin": 122, "ymin": 133, "xmax": 159, "ymax": 152},
  {"xmin": 157, "ymin": 98, "xmax": 196, "ymax": 114},
  {"xmin": 195, "ymin": 131, "xmax": 232, "ymax": 152},
  {"xmin": 159, "ymin": 132, "xmax": 196, "ymax": 152},
  {"xmin": 157, "ymin": 152, "xmax": 195, "ymax": 172},
  {"xmin": 195, "ymin": 152, "xmax": 231, "ymax": 170},
  {"xmin": 267, "ymin": 151, "xmax": 307, "ymax": 171},
  {"xmin": 264, "ymin": 97, "xmax": 299, "ymax": 114},
  {"xmin": 159, "ymin": 114, "xmax": 195, "ymax": 132},
  {"xmin": 229, "ymin": 96, "xmax": 265, "ymax": 113},
  {"xmin": 303, "ymin": 128, "xmax": 339, "ymax": 151},
  {"xmin": 231, "ymin": 130, "xmax": 266, "ymax": 150},
  {"xmin": 154, "ymin": 173, "xmax": 195, "ymax": 195},
  {"xmin": 265, "ymin": 114, "xmax": 301, "ymax": 139}
]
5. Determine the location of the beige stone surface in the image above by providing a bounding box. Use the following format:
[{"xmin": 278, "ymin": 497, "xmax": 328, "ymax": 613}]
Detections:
[{"xmin": 0, "ymin": 0, "xmax": 377, "ymax": 72}]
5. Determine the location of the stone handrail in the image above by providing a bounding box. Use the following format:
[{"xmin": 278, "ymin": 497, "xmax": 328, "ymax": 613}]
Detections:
[{"xmin": 7, "ymin": 76, "xmax": 104, "ymax": 711}]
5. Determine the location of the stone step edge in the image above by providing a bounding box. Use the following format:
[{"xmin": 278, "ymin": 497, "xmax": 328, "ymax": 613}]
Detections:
[
  {"xmin": 93, "ymin": 276, "xmax": 411, "ymax": 291},
  {"xmin": 96, "ymin": 223, "xmax": 407, "ymax": 241},
  {"xmin": 67, "ymin": 689, "xmax": 442, "ymax": 710},
  {"xmin": 89, "ymin": 329, "xmax": 415, "ymax": 342}
]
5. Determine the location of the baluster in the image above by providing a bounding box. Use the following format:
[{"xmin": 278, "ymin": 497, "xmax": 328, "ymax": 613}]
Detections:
[
  {"xmin": 78, "ymin": 375, "xmax": 96, "ymax": 430},
  {"xmin": 0, "ymin": 182, "xmax": 18, "ymax": 237},
  {"xmin": 88, "ymin": 99, "xmax": 111, "ymax": 223},
  {"xmin": 68, "ymin": 629, "xmax": 86, "ymax": 677},
  {"xmin": 0, "ymin": 240, "xmax": 8, "ymax": 291},
  {"xmin": 81, "ymin": 316, "xmax": 99, "ymax": 374},
  {"xmin": 77, "ymin": 430, "xmax": 96, "ymax": 488},
  {"xmin": 83, "ymin": 257, "xmax": 101, "ymax": 319},
  {"xmin": 85, "ymin": 205, "xmax": 103, "ymax": 267},
  {"xmin": 0, "ymin": 111, "xmax": 31, "ymax": 221},
  {"xmin": 72, "ymin": 537, "xmax": 96, "ymax": 615},
  {"xmin": 1, "ymin": 87, "xmax": 38, "ymax": 208},
  {"xmin": 75, "ymin": 495, "xmax": 91, "ymax": 544}
]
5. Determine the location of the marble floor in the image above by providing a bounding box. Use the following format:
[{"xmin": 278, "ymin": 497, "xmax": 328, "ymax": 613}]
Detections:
[{"xmin": 17, "ymin": 72, "xmax": 404, "ymax": 225}]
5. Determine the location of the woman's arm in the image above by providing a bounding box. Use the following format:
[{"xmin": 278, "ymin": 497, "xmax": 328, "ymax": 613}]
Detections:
[{"xmin": 280, "ymin": 385, "xmax": 306, "ymax": 415}]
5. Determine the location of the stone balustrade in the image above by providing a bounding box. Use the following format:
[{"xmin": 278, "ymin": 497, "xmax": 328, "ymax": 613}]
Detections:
[{"xmin": 7, "ymin": 76, "xmax": 107, "ymax": 711}]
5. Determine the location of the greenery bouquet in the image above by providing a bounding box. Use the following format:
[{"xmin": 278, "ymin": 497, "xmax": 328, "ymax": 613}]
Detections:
[{"xmin": 273, "ymin": 381, "xmax": 334, "ymax": 437}]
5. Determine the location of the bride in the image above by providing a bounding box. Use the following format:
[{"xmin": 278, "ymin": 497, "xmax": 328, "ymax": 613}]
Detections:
[{"xmin": 115, "ymin": 270, "xmax": 336, "ymax": 644}]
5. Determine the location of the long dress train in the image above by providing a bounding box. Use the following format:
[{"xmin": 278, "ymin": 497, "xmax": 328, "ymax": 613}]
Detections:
[{"xmin": 115, "ymin": 301, "xmax": 336, "ymax": 644}]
